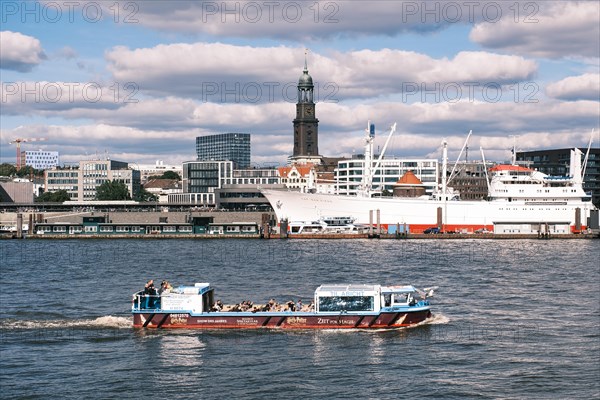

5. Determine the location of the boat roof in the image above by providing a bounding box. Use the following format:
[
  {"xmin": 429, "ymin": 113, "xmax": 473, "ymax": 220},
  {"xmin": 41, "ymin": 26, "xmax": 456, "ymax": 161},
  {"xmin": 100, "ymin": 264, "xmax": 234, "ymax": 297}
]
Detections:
[
  {"xmin": 381, "ymin": 285, "xmax": 417, "ymax": 293},
  {"xmin": 315, "ymin": 284, "xmax": 380, "ymax": 295}
]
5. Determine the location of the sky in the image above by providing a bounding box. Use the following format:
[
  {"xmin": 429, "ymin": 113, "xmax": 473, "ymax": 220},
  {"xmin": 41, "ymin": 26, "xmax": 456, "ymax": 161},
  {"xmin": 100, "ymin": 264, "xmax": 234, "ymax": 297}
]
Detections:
[{"xmin": 1, "ymin": 0, "xmax": 599, "ymax": 168}]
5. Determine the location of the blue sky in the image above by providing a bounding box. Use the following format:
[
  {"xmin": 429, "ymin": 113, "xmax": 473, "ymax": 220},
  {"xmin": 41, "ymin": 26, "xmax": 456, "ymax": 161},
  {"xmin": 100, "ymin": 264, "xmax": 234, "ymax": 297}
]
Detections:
[{"xmin": 1, "ymin": 0, "xmax": 599, "ymax": 167}]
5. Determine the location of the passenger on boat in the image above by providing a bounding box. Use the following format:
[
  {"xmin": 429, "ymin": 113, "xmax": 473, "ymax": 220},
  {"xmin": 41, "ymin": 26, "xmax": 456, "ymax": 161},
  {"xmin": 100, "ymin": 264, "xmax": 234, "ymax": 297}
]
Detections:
[
  {"xmin": 143, "ymin": 280, "xmax": 157, "ymax": 309},
  {"xmin": 296, "ymin": 299, "xmax": 303, "ymax": 311},
  {"xmin": 158, "ymin": 280, "xmax": 173, "ymax": 295},
  {"xmin": 211, "ymin": 300, "xmax": 223, "ymax": 312},
  {"xmin": 286, "ymin": 300, "xmax": 296, "ymax": 312}
]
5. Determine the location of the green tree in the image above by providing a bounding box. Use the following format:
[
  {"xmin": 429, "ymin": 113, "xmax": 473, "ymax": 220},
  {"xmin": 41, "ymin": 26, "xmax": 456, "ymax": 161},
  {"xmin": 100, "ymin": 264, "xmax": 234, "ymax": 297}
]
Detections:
[
  {"xmin": 161, "ymin": 171, "xmax": 181, "ymax": 180},
  {"xmin": 95, "ymin": 180, "xmax": 131, "ymax": 200},
  {"xmin": 135, "ymin": 188, "xmax": 158, "ymax": 202},
  {"xmin": 0, "ymin": 163, "xmax": 17, "ymax": 176},
  {"xmin": 147, "ymin": 171, "xmax": 181, "ymax": 180},
  {"xmin": 36, "ymin": 190, "xmax": 71, "ymax": 203},
  {"xmin": 15, "ymin": 165, "xmax": 42, "ymax": 178}
]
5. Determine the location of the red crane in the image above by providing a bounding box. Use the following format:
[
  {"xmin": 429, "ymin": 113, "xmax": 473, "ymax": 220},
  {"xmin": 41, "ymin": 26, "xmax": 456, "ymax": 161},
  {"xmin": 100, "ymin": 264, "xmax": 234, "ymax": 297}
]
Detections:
[{"xmin": 8, "ymin": 137, "xmax": 48, "ymax": 170}]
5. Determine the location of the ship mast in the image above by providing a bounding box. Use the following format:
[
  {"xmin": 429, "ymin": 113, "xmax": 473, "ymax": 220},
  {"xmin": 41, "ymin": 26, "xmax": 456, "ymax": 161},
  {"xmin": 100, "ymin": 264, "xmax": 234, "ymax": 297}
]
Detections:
[
  {"xmin": 360, "ymin": 121, "xmax": 374, "ymax": 197},
  {"xmin": 359, "ymin": 121, "xmax": 396, "ymax": 197},
  {"xmin": 480, "ymin": 146, "xmax": 490, "ymax": 195},
  {"xmin": 509, "ymin": 135, "xmax": 519, "ymax": 165},
  {"xmin": 581, "ymin": 128, "xmax": 594, "ymax": 179},
  {"xmin": 441, "ymin": 139, "xmax": 448, "ymax": 196}
]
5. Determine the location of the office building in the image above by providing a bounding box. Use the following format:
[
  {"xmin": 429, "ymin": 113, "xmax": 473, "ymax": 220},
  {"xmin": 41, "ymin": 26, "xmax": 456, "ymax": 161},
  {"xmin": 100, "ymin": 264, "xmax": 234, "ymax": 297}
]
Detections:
[
  {"xmin": 335, "ymin": 157, "xmax": 439, "ymax": 196},
  {"xmin": 196, "ymin": 133, "xmax": 251, "ymax": 168},
  {"xmin": 23, "ymin": 150, "xmax": 59, "ymax": 170}
]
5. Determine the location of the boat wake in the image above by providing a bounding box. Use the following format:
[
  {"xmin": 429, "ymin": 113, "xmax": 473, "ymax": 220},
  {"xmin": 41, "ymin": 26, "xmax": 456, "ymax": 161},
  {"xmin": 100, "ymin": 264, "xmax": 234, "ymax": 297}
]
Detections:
[
  {"xmin": 425, "ymin": 313, "xmax": 450, "ymax": 325},
  {"xmin": 0, "ymin": 315, "xmax": 131, "ymax": 330}
]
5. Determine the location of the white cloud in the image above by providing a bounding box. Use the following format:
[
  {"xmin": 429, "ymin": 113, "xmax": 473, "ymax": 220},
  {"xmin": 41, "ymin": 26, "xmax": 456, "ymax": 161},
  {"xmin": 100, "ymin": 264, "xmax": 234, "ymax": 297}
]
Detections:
[
  {"xmin": 0, "ymin": 31, "xmax": 46, "ymax": 72},
  {"xmin": 106, "ymin": 43, "xmax": 537, "ymax": 101},
  {"xmin": 546, "ymin": 73, "xmax": 600, "ymax": 101},
  {"xmin": 3, "ymin": 97, "xmax": 597, "ymax": 166},
  {"xmin": 470, "ymin": 1, "xmax": 600, "ymax": 59},
  {"xmin": 84, "ymin": 1, "xmax": 466, "ymax": 39}
]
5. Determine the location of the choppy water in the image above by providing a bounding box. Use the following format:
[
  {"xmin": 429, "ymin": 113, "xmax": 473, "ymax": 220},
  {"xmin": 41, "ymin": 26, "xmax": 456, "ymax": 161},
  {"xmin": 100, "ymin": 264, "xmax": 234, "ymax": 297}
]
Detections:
[{"xmin": 1, "ymin": 239, "xmax": 599, "ymax": 399}]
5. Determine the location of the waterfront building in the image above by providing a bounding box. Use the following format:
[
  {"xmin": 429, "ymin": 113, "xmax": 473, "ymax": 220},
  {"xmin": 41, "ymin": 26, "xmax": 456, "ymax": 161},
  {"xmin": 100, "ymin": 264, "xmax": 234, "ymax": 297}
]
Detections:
[
  {"xmin": 335, "ymin": 157, "xmax": 439, "ymax": 195},
  {"xmin": 278, "ymin": 164, "xmax": 316, "ymax": 192},
  {"xmin": 176, "ymin": 161, "xmax": 280, "ymax": 207},
  {"xmin": 517, "ymin": 147, "xmax": 600, "ymax": 207},
  {"xmin": 45, "ymin": 168, "xmax": 79, "ymax": 200},
  {"xmin": 177, "ymin": 160, "xmax": 234, "ymax": 205},
  {"xmin": 446, "ymin": 161, "xmax": 493, "ymax": 200},
  {"xmin": 45, "ymin": 160, "xmax": 140, "ymax": 201},
  {"xmin": 23, "ymin": 150, "xmax": 59, "ymax": 170},
  {"xmin": 78, "ymin": 160, "xmax": 140, "ymax": 201},
  {"xmin": 196, "ymin": 133, "xmax": 251, "ymax": 168}
]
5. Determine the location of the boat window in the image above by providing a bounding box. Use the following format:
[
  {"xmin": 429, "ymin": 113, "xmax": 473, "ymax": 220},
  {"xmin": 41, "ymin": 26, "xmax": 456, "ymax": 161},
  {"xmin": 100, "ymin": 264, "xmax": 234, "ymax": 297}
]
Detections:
[
  {"xmin": 393, "ymin": 294, "xmax": 408, "ymax": 304},
  {"xmin": 383, "ymin": 294, "xmax": 391, "ymax": 307},
  {"xmin": 318, "ymin": 296, "xmax": 374, "ymax": 312}
]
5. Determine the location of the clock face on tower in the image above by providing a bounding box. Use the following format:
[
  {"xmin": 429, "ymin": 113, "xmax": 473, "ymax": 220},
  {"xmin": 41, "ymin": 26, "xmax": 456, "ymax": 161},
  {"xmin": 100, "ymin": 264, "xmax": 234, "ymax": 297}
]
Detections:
[{"xmin": 305, "ymin": 106, "xmax": 313, "ymax": 116}]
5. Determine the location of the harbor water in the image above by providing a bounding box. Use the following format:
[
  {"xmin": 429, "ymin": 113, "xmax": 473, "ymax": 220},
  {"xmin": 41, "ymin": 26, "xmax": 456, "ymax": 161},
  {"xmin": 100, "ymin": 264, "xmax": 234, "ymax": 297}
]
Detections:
[{"xmin": 1, "ymin": 239, "xmax": 599, "ymax": 399}]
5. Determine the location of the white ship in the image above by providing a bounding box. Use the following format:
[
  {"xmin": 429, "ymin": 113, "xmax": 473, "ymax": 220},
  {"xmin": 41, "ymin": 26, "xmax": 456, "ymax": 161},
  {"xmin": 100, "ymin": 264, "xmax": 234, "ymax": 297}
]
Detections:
[{"xmin": 262, "ymin": 123, "xmax": 597, "ymax": 234}]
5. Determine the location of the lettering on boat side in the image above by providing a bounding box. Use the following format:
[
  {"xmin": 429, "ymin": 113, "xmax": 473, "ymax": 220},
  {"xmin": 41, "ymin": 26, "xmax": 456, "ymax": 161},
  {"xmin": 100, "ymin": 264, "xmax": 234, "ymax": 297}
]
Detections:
[
  {"xmin": 327, "ymin": 291, "xmax": 364, "ymax": 297},
  {"xmin": 236, "ymin": 318, "xmax": 259, "ymax": 325},
  {"xmin": 196, "ymin": 319, "xmax": 228, "ymax": 324},
  {"xmin": 317, "ymin": 318, "xmax": 355, "ymax": 325},
  {"xmin": 301, "ymin": 197, "xmax": 333, "ymax": 203},
  {"xmin": 170, "ymin": 314, "xmax": 188, "ymax": 324},
  {"xmin": 286, "ymin": 317, "xmax": 307, "ymax": 325}
]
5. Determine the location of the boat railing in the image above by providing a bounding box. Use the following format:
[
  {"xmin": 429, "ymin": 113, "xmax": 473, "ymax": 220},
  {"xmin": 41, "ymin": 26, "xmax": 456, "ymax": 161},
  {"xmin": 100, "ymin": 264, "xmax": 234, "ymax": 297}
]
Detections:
[{"xmin": 132, "ymin": 292, "xmax": 162, "ymax": 311}]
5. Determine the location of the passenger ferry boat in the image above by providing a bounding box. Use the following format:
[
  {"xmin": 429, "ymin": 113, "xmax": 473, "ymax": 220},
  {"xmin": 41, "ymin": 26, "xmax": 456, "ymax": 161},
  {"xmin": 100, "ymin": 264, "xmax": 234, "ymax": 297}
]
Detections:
[
  {"xmin": 132, "ymin": 283, "xmax": 433, "ymax": 329},
  {"xmin": 288, "ymin": 216, "xmax": 362, "ymax": 234}
]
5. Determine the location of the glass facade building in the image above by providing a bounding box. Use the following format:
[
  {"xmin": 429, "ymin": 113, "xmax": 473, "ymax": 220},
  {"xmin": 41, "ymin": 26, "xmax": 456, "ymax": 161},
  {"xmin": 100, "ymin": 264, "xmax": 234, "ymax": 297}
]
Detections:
[
  {"xmin": 335, "ymin": 158, "xmax": 439, "ymax": 195},
  {"xmin": 196, "ymin": 133, "xmax": 251, "ymax": 168}
]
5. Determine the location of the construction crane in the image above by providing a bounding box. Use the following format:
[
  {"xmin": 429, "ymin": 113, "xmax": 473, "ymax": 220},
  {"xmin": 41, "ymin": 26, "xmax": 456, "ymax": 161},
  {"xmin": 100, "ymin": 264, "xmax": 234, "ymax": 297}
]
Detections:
[{"xmin": 8, "ymin": 137, "xmax": 47, "ymax": 170}]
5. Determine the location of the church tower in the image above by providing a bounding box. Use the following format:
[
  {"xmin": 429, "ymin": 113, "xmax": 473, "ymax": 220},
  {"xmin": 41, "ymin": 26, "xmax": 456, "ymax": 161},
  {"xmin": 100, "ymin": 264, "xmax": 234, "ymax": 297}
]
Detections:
[{"xmin": 292, "ymin": 55, "xmax": 319, "ymax": 158}]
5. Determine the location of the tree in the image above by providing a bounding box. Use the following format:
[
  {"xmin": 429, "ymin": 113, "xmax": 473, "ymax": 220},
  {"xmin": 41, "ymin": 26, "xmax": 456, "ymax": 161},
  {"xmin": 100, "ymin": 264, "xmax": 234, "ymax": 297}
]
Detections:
[
  {"xmin": 135, "ymin": 188, "xmax": 158, "ymax": 202},
  {"xmin": 16, "ymin": 165, "xmax": 43, "ymax": 178},
  {"xmin": 161, "ymin": 171, "xmax": 181, "ymax": 180},
  {"xmin": 95, "ymin": 180, "xmax": 131, "ymax": 200},
  {"xmin": 147, "ymin": 171, "xmax": 181, "ymax": 180},
  {"xmin": 36, "ymin": 190, "xmax": 71, "ymax": 203},
  {"xmin": 0, "ymin": 163, "xmax": 17, "ymax": 176}
]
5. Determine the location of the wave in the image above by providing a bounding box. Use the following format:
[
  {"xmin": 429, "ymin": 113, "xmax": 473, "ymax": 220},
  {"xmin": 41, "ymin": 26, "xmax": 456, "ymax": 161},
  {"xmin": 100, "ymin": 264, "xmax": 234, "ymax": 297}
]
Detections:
[
  {"xmin": 426, "ymin": 313, "xmax": 450, "ymax": 325},
  {"xmin": 0, "ymin": 315, "xmax": 131, "ymax": 330}
]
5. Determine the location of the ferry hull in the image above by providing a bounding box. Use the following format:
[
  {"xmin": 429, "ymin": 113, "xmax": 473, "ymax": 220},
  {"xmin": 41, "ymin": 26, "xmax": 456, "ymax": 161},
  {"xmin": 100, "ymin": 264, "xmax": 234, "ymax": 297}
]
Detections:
[{"xmin": 132, "ymin": 310, "xmax": 432, "ymax": 329}]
